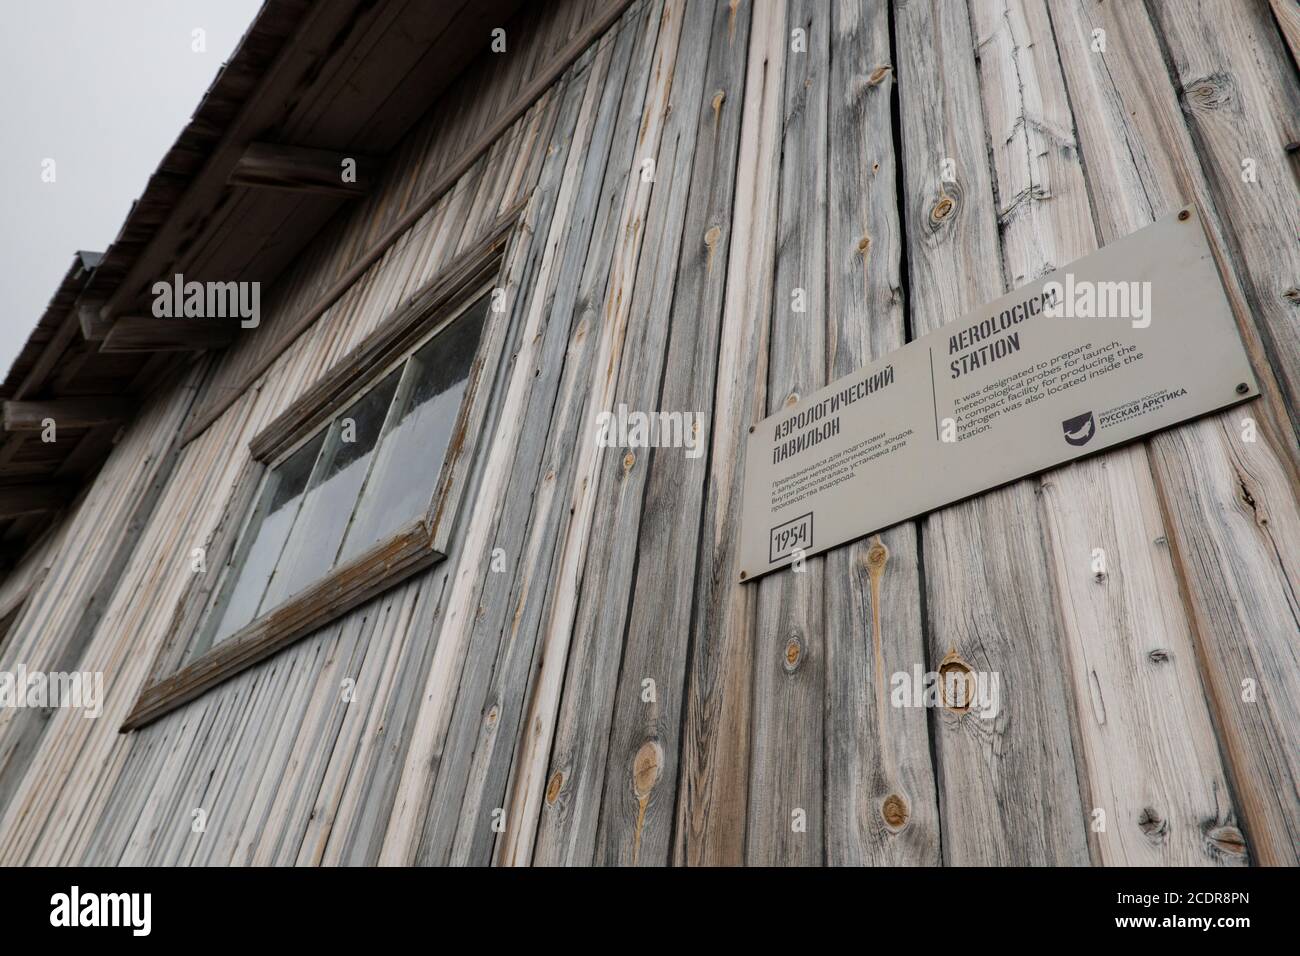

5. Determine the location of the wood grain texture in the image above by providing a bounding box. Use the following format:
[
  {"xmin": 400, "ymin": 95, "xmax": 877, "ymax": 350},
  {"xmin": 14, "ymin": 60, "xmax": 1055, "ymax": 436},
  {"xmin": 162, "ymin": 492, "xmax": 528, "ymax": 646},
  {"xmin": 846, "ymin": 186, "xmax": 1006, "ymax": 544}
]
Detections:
[
  {"xmin": 1050, "ymin": 0, "xmax": 1300, "ymax": 869},
  {"xmin": 2, "ymin": 398, "xmax": 133, "ymax": 432},
  {"xmin": 227, "ymin": 142, "xmax": 374, "ymax": 197},
  {"xmin": 893, "ymin": 0, "xmax": 1090, "ymax": 866},
  {"xmin": 1266, "ymin": 0, "xmax": 1300, "ymax": 78},
  {"xmin": 381, "ymin": 18, "xmax": 626, "ymax": 865},
  {"xmin": 587, "ymin": 0, "xmax": 753, "ymax": 869},
  {"xmin": 416, "ymin": 11, "xmax": 658, "ymax": 868},
  {"xmin": 970, "ymin": 0, "xmax": 1246, "ymax": 866},
  {"xmin": 2, "ymin": 0, "xmax": 1296, "ymax": 869},
  {"xmin": 180, "ymin": 0, "xmax": 639, "ymax": 446},
  {"xmin": 674, "ymin": 0, "xmax": 786, "ymax": 866},
  {"xmin": 744, "ymin": 0, "xmax": 828, "ymax": 867},
  {"xmin": 822, "ymin": 0, "xmax": 938, "ymax": 866},
  {"xmin": 0, "ymin": 0, "xmax": 582, "ymax": 865},
  {"xmin": 101, "ymin": 317, "xmax": 238, "ymax": 353},
  {"xmin": 495, "ymin": 0, "xmax": 686, "ymax": 866},
  {"xmin": 529, "ymin": 0, "xmax": 738, "ymax": 867},
  {"xmin": 1152, "ymin": 0, "xmax": 1300, "ymax": 434}
]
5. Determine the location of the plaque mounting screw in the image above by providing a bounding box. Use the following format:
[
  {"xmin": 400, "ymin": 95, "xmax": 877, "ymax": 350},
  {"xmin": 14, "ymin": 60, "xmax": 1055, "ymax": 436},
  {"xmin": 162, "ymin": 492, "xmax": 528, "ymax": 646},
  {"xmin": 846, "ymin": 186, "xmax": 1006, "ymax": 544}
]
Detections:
[
  {"xmin": 739, "ymin": 570, "xmax": 748, "ymax": 581},
  {"xmin": 1235, "ymin": 382, "xmax": 1249, "ymax": 395},
  {"xmin": 1178, "ymin": 209, "xmax": 1190, "ymax": 221},
  {"xmin": 749, "ymin": 425, "xmax": 755, "ymax": 433}
]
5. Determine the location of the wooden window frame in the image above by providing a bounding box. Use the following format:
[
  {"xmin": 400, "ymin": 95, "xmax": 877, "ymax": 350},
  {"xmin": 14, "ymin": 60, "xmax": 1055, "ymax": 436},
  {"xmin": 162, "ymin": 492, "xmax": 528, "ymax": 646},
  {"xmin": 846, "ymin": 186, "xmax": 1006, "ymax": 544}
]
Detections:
[{"xmin": 123, "ymin": 216, "xmax": 519, "ymax": 731}]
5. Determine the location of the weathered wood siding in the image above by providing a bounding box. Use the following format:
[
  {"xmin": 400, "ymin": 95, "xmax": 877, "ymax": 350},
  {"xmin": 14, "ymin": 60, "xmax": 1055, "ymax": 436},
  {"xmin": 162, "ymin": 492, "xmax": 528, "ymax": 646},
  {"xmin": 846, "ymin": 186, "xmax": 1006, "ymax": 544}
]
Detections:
[{"xmin": 0, "ymin": 0, "xmax": 1296, "ymax": 866}]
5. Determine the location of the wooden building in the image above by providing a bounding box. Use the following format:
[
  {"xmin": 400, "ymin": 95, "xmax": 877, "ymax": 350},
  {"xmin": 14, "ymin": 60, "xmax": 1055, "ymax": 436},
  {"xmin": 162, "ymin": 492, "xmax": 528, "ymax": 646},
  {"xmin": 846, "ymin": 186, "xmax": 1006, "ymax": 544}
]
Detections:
[{"xmin": 0, "ymin": 0, "xmax": 1296, "ymax": 866}]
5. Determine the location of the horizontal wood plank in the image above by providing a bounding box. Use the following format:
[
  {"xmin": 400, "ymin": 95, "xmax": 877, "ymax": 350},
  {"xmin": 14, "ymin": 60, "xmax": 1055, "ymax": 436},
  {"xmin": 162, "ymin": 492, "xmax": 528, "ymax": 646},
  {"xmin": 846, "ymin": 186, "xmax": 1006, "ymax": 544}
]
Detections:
[
  {"xmin": 228, "ymin": 142, "xmax": 373, "ymax": 197},
  {"xmin": 101, "ymin": 317, "xmax": 239, "ymax": 353},
  {"xmin": 122, "ymin": 522, "xmax": 441, "ymax": 731},
  {"xmin": 3, "ymin": 398, "xmax": 134, "ymax": 432}
]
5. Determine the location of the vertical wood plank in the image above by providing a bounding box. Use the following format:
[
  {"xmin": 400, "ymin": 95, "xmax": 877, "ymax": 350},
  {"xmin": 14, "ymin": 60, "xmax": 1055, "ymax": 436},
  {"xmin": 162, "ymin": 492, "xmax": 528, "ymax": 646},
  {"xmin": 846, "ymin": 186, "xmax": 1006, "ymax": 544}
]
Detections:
[
  {"xmin": 585, "ymin": 0, "xmax": 753, "ymax": 869},
  {"xmin": 494, "ymin": 0, "xmax": 687, "ymax": 867},
  {"xmin": 744, "ymin": 0, "xmax": 829, "ymax": 866},
  {"xmin": 379, "ymin": 38, "xmax": 611, "ymax": 864},
  {"xmin": 893, "ymin": 0, "xmax": 1090, "ymax": 865},
  {"xmin": 1147, "ymin": 0, "xmax": 1300, "ymax": 430},
  {"xmin": 822, "ymin": 0, "xmax": 940, "ymax": 866},
  {"xmin": 674, "ymin": 0, "xmax": 787, "ymax": 867},
  {"xmin": 529, "ymin": 0, "xmax": 740, "ymax": 867},
  {"xmin": 415, "ymin": 10, "xmax": 654, "ymax": 866}
]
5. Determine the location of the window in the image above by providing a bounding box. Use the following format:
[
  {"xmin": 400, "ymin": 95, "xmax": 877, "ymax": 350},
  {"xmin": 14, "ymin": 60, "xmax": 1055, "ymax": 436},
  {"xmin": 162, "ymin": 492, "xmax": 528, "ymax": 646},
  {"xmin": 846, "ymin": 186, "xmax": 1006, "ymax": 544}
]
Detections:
[
  {"xmin": 188, "ymin": 300, "xmax": 485, "ymax": 664},
  {"xmin": 126, "ymin": 226, "xmax": 514, "ymax": 731}
]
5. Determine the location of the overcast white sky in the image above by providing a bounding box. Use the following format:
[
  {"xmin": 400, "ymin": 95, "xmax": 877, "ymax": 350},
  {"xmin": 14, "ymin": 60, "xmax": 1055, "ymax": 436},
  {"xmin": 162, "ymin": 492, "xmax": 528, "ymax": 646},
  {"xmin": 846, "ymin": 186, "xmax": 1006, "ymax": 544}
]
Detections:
[{"xmin": 0, "ymin": 0, "xmax": 261, "ymax": 380}]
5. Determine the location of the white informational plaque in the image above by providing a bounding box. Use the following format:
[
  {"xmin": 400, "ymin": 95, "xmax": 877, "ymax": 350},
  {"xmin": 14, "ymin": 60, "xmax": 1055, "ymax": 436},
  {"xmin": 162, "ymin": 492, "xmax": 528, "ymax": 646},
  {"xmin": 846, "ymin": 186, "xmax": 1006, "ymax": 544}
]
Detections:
[{"xmin": 738, "ymin": 206, "xmax": 1258, "ymax": 581}]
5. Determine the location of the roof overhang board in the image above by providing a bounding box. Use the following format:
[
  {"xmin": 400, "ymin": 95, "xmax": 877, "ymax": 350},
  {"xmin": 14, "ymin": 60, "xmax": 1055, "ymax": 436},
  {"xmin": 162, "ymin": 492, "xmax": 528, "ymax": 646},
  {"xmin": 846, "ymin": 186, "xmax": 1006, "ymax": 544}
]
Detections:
[
  {"xmin": 98, "ymin": 0, "xmax": 525, "ymax": 322},
  {"xmin": 3, "ymin": 398, "xmax": 134, "ymax": 431},
  {"xmin": 227, "ymin": 143, "xmax": 374, "ymax": 197},
  {"xmin": 100, "ymin": 317, "xmax": 238, "ymax": 353}
]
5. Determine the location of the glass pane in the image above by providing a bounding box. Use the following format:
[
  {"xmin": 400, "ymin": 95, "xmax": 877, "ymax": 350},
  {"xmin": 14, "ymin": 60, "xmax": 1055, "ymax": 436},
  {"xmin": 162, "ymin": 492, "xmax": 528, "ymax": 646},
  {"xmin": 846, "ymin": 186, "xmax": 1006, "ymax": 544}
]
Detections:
[
  {"xmin": 208, "ymin": 431, "xmax": 325, "ymax": 645},
  {"xmin": 339, "ymin": 297, "xmax": 487, "ymax": 561},
  {"xmin": 259, "ymin": 370, "xmax": 401, "ymax": 611}
]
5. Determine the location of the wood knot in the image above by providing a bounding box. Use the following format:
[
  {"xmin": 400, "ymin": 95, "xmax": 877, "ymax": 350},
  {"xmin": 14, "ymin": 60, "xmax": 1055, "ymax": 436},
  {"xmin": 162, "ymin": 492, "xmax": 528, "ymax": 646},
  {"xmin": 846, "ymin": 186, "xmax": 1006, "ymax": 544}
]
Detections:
[
  {"xmin": 1282, "ymin": 287, "xmax": 1300, "ymax": 305},
  {"xmin": 785, "ymin": 392, "xmax": 799, "ymax": 407},
  {"xmin": 1185, "ymin": 72, "xmax": 1235, "ymax": 111},
  {"xmin": 1137, "ymin": 807, "xmax": 1168, "ymax": 845},
  {"xmin": 1204, "ymin": 824, "xmax": 1247, "ymax": 860},
  {"xmin": 938, "ymin": 648, "xmax": 975, "ymax": 712},
  {"xmin": 632, "ymin": 740, "xmax": 663, "ymax": 799},
  {"xmin": 784, "ymin": 636, "xmax": 803, "ymax": 671},
  {"xmin": 623, "ymin": 451, "xmax": 636, "ymax": 471},
  {"xmin": 857, "ymin": 234, "xmax": 871, "ymax": 255},
  {"xmin": 881, "ymin": 793, "xmax": 909, "ymax": 829},
  {"xmin": 711, "ymin": 89, "xmax": 726, "ymax": 114},
  {"xmin": 1147, "ymin": 648, "xmax": 1170, "ymax": 664},
  {"xmin": 867, "ymin": 65, "xmax": 892, "ymax": 86},
  {"xmin": 704, "ymin": 225, "xmax": 722, "ymax": 274},
  {"xmin": 485, "ymin": 704, "xmax": 499, "ymax": 727},
  {"xmin": 865, "ymin": 538, "xmax": 888, "ymax": 573},
  {"xmin": 545, "ymin": 770, "xmax": 563, "ymax": 804},
  {"xmin": 930, "ymin": 195, "xmax": 955, "ymax": 224}
]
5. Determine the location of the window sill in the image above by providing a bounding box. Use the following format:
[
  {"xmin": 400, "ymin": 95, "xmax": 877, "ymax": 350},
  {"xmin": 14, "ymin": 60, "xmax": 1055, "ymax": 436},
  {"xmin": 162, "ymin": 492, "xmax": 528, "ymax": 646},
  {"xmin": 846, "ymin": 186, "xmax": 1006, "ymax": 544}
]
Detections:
[{"xmin": 122, "ymin": 517, "xmax": 441, "ymax": 732}]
